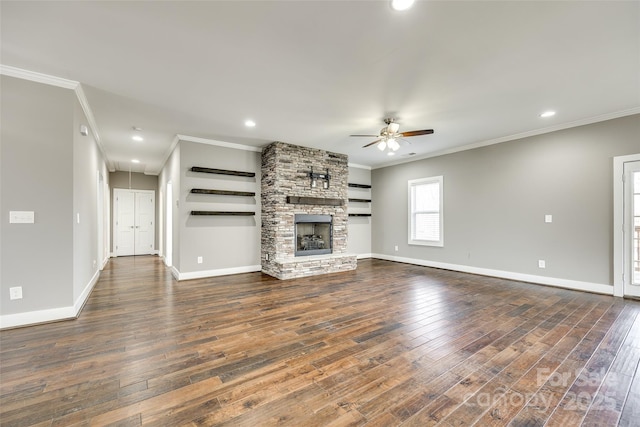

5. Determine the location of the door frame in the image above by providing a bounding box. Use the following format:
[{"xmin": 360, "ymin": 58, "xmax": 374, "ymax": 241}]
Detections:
[
  {"xmin": 613, "ymin": 153, "xmax": 640, "ymax": 297},
  {"xmin": 113, "ymin": 188, "xmax": 156, "ymax": 257}
]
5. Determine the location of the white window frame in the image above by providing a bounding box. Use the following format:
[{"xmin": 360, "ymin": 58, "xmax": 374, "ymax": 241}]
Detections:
[{"xmin": 408, "ymin": 175, "xmax": 444, "ymax": 247}]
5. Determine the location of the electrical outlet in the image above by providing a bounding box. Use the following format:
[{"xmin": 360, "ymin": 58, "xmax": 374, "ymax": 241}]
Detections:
[
  {"xmin": 545, "ymin": 214, "xmax": 553, "ymax": 223},
  {"xmin": 394, "ymin": 245, "xmax": 399, "ymax": 251},
  {"xmin": 9, "ymin": 286, "xmax": 23, "ymax": 300},
  {"xmin": 538, "ymin": 260, "xmax": 546, "ymax": 269},
  {"xmin": 197, "ymin": 256, "xmax": 203, "ymax": 264},
  {"xmin": 265, "ymin": 253, "xmax": 269, "ymax": 261}
]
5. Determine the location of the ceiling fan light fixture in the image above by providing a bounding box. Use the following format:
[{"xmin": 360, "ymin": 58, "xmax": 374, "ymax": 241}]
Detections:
[
  {"xmin": 388, "ymin": 138, "xmax": 400, "ymax": 151},
  {"xmin": 387, "ymin": 122, "xmax": 400, "ymax": 134},
  {"xmin": 378, "ymin": 140, "xmax": 387, "ymax": 151},
  {"xmin": 391, "ymin": 0, "xmax": 415, "ymax": 11}
]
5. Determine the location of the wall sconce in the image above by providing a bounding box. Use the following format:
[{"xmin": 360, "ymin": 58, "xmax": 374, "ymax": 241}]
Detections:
[{"xmin": 308, "ymin": 167, "xmax": 330, "ymax": 189}]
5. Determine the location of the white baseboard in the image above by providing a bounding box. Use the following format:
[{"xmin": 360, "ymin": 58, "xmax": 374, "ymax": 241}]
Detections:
[
  {"xmin": 173, "ymin": 265, "xmax": 262, "ymax": 281},
  {"xmin": 170, "ymin": 265, "xmax": 180, "ymax": 280},
  {"xmin": 356, "ymin": 253, "xmax": 373, "ymax": 259},
  {"xmin": 74, "ymin": 269, "xmax": 100, "ymax": 314},
  {"xmin": 1, "ymin": 269, "xmax": 101, "ymax": 330},
  {"xmin": 371, "ymin": 253, "xmax": 613, "ymax": 295}
]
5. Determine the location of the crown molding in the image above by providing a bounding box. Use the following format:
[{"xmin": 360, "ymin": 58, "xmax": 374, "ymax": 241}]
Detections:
[
  {"xmin": 75, "ymin": 84, "xmax": 114, "ymax": 172},
  {"xmin": 1, "ymin": 64, "xmax": 114, "ymax": 171},
  {"xmin": 348, "ymin": 163, "xmax": 372, "ymax": 170},
  {"xmin": 154, "ymin": 134, "xmax": 182, "ymax": 176},
  {"xmin": 375, "ymin": 107, "xmax": 640, "ymax": 170},
  {"xmin": 177, "ymin": 134, "xmax": 264, "ymax": 153},
  {"xmin": 0, "ymin": 64, "xmax": 78, "ymax": 89}
]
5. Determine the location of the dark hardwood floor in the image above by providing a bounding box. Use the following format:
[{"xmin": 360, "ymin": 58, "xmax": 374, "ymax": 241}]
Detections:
[{"xmin": 2, "ymin": 257, "xmax": 640, "ymax": 426}]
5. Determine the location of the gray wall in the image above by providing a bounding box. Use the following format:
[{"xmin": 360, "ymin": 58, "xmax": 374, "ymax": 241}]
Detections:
[
  {"xmin": 158, "ymin": 144, "xmax": 181, "ymax": 268},
  {"xmin": 73, "ymin": 97, "xmax": 109, "ymax": 301},
  {"xmin": 347, "ymin": 166, "xmax": 372, "ymax": 256},
  {"xmin": 1, "ymin": 75, "xmax": 108, "ymax": 320},
  {"xmin": 372, "ymin": 114, "xmax": 640, "ymax": 287},
  {"xmin": 109, "ymin": 171, "xmax": 159, "ymax": 253},
  {"xmin": 1, "ymin": 76, "xmax": 75, "ymax": 314},
  {"xmin": 178, "ymin": 141, "xmax": 261, "ymax": 274}
]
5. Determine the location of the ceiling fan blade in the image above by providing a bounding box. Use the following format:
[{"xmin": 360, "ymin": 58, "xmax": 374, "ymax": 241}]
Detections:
[
  {"xmin": 350, "ymin": 134, "xmax": 380, "ymax": 137},
  {"xmin": 399, "ymin": 129, "xmax": 434, "ymax": 137},
  {"xmin": 362, "ymin": 139, "xmax": 382, "ymax": 148}
]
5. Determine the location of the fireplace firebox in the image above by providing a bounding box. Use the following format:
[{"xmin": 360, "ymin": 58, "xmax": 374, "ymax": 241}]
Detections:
[{"xmin": 295, "ymin": 214, "xmax": 332, "ymax": 256}]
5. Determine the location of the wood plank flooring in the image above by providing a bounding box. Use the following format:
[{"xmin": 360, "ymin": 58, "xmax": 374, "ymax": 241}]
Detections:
[{"xmin": 2, "ymin": 256, "xmax": 640, "ymax": 426}]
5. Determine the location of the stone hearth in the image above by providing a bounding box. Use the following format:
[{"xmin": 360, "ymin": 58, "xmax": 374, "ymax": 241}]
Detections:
[{"xmin": 261, "ymin": 142, "xmax": 357, "ymax": 279}]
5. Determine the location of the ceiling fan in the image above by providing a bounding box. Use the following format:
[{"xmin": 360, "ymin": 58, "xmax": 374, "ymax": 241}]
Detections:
[{"xmin": 351, "ymin": 118, "xmax": 434, "ymax": 153}]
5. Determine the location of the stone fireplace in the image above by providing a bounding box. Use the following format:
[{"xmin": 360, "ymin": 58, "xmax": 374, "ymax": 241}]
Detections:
[{"xmin": 261, "ymin": 142, "xmax": 357, "ymax": 279}]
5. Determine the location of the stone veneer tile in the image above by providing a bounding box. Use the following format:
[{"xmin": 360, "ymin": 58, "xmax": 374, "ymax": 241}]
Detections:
[{"xmin": 261, "ymin": 141, "xmax": 356, "ymax": 279}]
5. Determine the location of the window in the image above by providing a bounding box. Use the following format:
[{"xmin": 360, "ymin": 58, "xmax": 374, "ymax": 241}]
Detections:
[{"xmin": 408, "ymin": 176, "xmax": 443, "ymax": 247}]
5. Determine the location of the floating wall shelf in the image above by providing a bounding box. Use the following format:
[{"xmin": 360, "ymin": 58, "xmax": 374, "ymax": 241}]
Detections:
[
  {"xmin": 190, "ymin": 166, "xmax": 256, "ymax": 177},
  {"xmin": 191, "ymin": 211, "xmax": 255, "ymax": 216},
  {"xmin": 191, "ymin": 188, "xmax": 255, "ymax": 197},
  {"xmin": 348, "ymin": 183, "xmax": 371, "ymax": 189},
  {"xmin": 348, "ymin": 198, "xmax": 372, "ymax": 203},
  {"xmin": 348, "ymin": 213, "xmax": 372, "ymax": 217}
]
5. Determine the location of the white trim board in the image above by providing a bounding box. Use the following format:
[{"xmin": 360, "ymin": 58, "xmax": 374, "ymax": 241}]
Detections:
[
  {"xmin": 348, "ymin": 163, "xmax": 372, "ymax": 170},
  {"xmin": 173, "ymin": 265, "xmax": 262, "ymax": 281},
  {"xmin": 377, "ymin": 108, "xmax": 640, "ymax": 170},
  {"xmin": 0, "ymin": 268, "xmax": 100, "ymax": 330},
  {"xmin": 0, "ymin": 64, "xmax": 113, "ymax": 171},
  {"xmin": 0, "ymin": 64, "xmax": 78, "ymax": 89},
  {"xmin": 613, "ymin": 153, "xmax": 640, "ymax": 298},
  {"xmin": 177, "ymin": 134, "xmax": 263, "ymax": 153},
  {"xmin": 371, "ymin": 253, "xmax": 613, "ymax": 296}
]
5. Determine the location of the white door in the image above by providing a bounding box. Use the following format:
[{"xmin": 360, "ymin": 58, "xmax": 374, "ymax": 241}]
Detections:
[
  {"xmin": 114, "ymin": 189, "xmax": 155, "ymax": 256},
  {"xmin": 624, "ymin": 161, "xmax": 640, "ymax": 298},
  {"xmin": 135, "ymin": 192, "xmax": 155, "ymax": 254},
  {"xmin": 115, "ymin": 190, "xmax": 136, "ymax": 256}
]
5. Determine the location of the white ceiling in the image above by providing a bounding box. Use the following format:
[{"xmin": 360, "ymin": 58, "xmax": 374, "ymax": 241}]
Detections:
[{"xmin": 2, "ymin": 1, "xmax": 639, "ymax": 174}]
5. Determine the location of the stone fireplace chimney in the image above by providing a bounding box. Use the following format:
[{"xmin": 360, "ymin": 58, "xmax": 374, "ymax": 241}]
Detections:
[{"xmin": 261, "ymin": 142, "xmax": 357, "ymax": 279}]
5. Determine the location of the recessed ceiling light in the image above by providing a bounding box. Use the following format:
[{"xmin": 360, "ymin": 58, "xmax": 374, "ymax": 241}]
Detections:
[
  {"xmin": 391, "ymin": 0, "xmax": 415, "ymax": 11},
  {"xmin": 132, "ymin": 135, "xmax": 144, "ymax": 142},
  {"xmin": 244, "ymin": 120, "xmax": 256, "ymax": 127},
  {"xmin": 387, "ymin": 152, "xmax": 396, "ymax": 156},
  {"xmin": 131, "ymin": 159, "xmax": 140, "ymax": 163},
  {"xmin": 540, "ymin": 111, "xmax": 556, "ymax": 118}
]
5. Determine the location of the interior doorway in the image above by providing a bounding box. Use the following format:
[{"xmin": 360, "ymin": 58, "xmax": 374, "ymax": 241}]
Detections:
[
  {"xmin": 614, "ymin": 154, "xmax": 640, "ymax": 298},
  {"xmin": 97, "ymin": 171, "xmax": 105, "ymax": 268},
  {"xmin": 113, "ymin": 188, "xmax": 155, "ymax": 256},
  {"xmin": 624, "ymin": 161, "xmax": 640, "ymax": 297},
  {"xmin": 165, "ymin": 182, "xmax": 173, "ymax": 267}
]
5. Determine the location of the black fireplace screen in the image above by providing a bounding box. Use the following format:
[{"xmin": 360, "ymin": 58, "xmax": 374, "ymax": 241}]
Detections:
[{"xmin": 295, "ymin": 214, "xmax": 333, "ymax": 256}]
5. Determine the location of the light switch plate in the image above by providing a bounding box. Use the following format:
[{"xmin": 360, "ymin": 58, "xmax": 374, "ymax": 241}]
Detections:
[
  {"xmin": 9, "ymin": 211, "xmax": 34, "ymax": 224},
  {"xmin": 545, "ymin": 215, "xmax": 553, "ymax": 223},
  {"xmin": 9, "ymin": 286, "xmax": 23, "ymax": 300}
]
